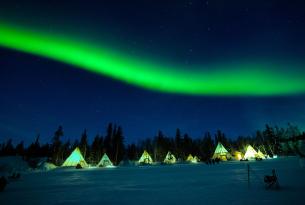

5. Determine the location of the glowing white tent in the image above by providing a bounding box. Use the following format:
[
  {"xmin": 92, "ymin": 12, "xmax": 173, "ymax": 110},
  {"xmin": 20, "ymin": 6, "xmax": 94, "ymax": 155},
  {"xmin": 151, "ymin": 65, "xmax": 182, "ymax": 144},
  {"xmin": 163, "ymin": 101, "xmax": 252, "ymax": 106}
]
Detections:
[
  {"xmin": 97, "ymin": 153, "xmax": 113, "ymax": 167},
  {"xmin": 138, "ymin": 150, "xmax": 153, "ymax": 164},
  {"xmin": 163, "ymin": 151, "xmax": 176, "ymax": 164},
  {"xmin": 62, "ymin": 147, "xmax": 88, "ymax": 167},
  {"xmin": 244, "ymin": 145, "xmax": 258, "ymax": 160},
  {"xmin": 257, "ymin": 150, "xmax": 266, "ymax": 159},
  {"xmin": 186, "ymin": 154, "xmax": 199, "ymax": 163},
  {"xmin": 212, "ymin": 143, "xmax": 231, "ymax": 161}
]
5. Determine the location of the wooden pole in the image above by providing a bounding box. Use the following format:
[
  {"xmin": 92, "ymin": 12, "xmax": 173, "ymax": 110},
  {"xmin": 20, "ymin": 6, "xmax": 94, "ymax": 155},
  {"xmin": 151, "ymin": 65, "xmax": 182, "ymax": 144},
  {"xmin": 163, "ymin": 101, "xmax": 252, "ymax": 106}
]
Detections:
[{"xmin": 247, "ymin": 164, "xmax": 250, "ymax": 188}]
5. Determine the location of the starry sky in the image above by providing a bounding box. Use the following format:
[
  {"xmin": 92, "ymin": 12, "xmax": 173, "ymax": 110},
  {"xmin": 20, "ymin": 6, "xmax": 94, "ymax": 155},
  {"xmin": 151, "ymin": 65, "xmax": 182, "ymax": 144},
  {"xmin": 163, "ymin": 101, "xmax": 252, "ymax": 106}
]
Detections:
[{"xmin": 1, "ymin": 0, "xmax": 305, "ymax": 144}]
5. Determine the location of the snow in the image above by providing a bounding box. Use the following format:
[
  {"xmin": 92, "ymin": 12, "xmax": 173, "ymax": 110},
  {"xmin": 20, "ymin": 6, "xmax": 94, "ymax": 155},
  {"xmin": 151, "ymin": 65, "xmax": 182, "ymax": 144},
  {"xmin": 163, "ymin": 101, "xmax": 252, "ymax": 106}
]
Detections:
[
  {"xmin": 1, "ymin": 157, "xmax": 304, "ymax": 205},
  {"xmin": 0, "ymin": 156, "xmax": 29, "ymax": 174},
  {"xmin": 37, "ymin": 162, "xmax": 57, "ymax": 171}
]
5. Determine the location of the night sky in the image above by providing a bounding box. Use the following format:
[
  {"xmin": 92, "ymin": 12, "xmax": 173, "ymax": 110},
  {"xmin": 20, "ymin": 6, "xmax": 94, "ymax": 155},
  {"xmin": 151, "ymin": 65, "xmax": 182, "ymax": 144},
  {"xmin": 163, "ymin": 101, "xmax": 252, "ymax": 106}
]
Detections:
[{"xmin": 1, "ymin": 0, "xmax": 305, "ymax": 144}]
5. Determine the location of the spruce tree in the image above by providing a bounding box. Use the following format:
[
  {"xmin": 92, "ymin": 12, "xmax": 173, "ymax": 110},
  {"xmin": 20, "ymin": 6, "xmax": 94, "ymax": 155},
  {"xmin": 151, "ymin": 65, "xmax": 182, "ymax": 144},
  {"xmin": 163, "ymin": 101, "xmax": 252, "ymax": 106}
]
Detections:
[
  {"xmin": 80, "ymin": 129, "xmax": 89, "ymax": 160},
  {"xmin": 51, "ymin": 126, "xmax": 64, "ymax": 165}
]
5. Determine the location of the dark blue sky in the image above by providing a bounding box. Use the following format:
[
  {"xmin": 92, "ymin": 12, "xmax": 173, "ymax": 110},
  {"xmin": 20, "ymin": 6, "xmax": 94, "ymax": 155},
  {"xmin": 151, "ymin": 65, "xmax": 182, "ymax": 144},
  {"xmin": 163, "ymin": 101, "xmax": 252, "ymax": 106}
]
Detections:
[{"xmin": 1, "ymin": 0, "xmax": 305, "ymax": 144}]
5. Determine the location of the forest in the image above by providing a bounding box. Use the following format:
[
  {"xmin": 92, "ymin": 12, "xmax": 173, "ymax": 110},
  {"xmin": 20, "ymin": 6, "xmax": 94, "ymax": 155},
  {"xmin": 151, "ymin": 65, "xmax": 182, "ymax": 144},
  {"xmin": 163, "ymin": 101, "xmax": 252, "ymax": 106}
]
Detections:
[{"xmin": 0, "ymin": 123, "xmax": 304, "ymax": 166}]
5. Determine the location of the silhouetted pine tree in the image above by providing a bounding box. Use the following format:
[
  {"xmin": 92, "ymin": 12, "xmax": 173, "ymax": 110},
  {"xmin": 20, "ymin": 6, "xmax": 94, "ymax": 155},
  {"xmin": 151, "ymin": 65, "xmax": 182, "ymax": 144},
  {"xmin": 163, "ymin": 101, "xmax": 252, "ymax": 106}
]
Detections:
[
  {"xmin": 127, "ymin": 143, "xmax": 138, "ymax": 160},
  {"xmin": 89, "ymin": 134, "xmax": 103, "ymax": 164},
  {"xmin": 282, "ymin": 123, "xmax": 302, "ymax": 156},
  {"xmin": 183, "ymin": 133, "xmax": 192, "ymax": 158},
  {"xmin": 175, "ymin": 128, "xmax": 183, "ymax": 159},
  {"xmin": 201, "ymin": 132, "xmax": 214, "ymax": 160},
  {"xmin": 104, "ymin": 123, "xmax": 113, "ymax": 158},
  {"xmin": 1, "ymin": 139, "xmax": 15, "ymax": 156},
  {"xmin": 15, "ymin": 141, "xmax": 25, "ymax": 156},
  {"xmin": 40, "ymin": 143, "xmax": 51, "ymax": 159},
  {"xmin": 62, "ymin": 140, "xmax": 71, "ymax": 161},
  {"xmin": 154, "ymin": 130, "xmax": 166, "ymax": 161},
  {"xmin": 263, "ymin": 124, "xmax": 276, "ymax": 156},
  {"xmin": 51, "ymin": 126, "xmax": 64, "ymax": 165},
  {"xmin": 140, "ymin": 138, "xmax": 154, "ymax": 157},
  {"xmin": 1, "ymin": 122, "xmax": 304, "ymax": 162},
  {"xmin": 72, "ymin": 139, "xmax": 79, "ymax": 150},
  {"xmin": 27, "ymin": 135, "xmax": 41, "ymax": 158},
  {"xmin": 113, "ymin": 126, "xmax": 125, "ymax": 165},
  {"xmin": 80, "ymin": 129, "xmax": 89, "ymax": 160}
]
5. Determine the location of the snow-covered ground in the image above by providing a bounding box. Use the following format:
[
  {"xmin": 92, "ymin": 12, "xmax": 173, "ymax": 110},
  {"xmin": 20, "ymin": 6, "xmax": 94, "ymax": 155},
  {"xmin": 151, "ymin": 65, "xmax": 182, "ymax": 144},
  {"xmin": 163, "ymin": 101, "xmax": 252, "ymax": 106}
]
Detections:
[
  {"xmin": 1, "ymin": 157, "xmax": 304, "ymax": 205},
  {"xmin": 0, "ymin": 156, "xmax": 29, "ymax": 174}
]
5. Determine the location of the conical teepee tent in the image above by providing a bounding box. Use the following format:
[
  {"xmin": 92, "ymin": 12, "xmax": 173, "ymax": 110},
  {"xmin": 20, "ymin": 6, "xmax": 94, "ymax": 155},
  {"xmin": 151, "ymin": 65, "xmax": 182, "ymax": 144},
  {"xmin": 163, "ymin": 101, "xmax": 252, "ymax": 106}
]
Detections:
[
  {"xmin": 186, "ymin": 154, "xmax": 198, "ymax": 163},
  {"xmin": 193, "ymin": 156, "xmax": 200, "ymax": 163},
  {"xmin": 97, "ymin": 153, "xmax": 113, "ymax": 167},
  {"xmin": 163, "ymin": 151, "xmax": 176, "ymax": 164},
  {"xmin": 244, "ymin": 145, "xmax": 258, "ymax": 160},
  {"xmin": 257, "ymin": 150, "xmax": 266, "ymax": 159},
  {"xmin": 186, "ymin": 154, "xmax": 194, "ymax": 162},
  {"xmin": 232, "ymin": 151, "xmax": 243, "ymax": 160},
  {"xmin": 138, "ymin": 150, "xmax": 153, "ymax": 164},
  {"xmin": 62, "ymin": 147, "xmax": 88, "ymax": 167},
  {"xmin": 212, "ymin": 143, "xmax": 231, "ymax": 161}
]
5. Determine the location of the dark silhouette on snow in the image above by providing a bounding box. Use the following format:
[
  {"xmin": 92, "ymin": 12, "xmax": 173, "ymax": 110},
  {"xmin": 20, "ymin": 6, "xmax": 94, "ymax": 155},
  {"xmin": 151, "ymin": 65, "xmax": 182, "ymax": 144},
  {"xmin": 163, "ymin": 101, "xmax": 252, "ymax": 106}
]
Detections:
[
  {"xmin": 75, "ymin": 163, "xmax": 83, "ymax": 169},
  {"xmin": 264, "ymin": 169, "xmax": 279, "ymax": 189},
  {"xmin": 0, "ymin": 176, "xmax": 7, "ymax": 192}
]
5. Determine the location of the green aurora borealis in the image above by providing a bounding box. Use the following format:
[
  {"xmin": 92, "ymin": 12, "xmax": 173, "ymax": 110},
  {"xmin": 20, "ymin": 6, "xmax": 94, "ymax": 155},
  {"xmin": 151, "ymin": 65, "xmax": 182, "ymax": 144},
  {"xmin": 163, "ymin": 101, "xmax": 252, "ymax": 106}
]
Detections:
[{"xmin": 0, "ymin": 23, "xmax": 304, "ymax": 96}]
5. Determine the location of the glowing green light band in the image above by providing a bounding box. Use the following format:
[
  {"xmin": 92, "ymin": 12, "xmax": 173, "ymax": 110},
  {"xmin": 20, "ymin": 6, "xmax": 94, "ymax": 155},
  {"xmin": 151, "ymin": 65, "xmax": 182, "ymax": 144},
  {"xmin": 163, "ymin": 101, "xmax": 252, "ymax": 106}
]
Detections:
[{"xmin": 0, "ymin": 23, "xmax": 304, "ymax": 96}]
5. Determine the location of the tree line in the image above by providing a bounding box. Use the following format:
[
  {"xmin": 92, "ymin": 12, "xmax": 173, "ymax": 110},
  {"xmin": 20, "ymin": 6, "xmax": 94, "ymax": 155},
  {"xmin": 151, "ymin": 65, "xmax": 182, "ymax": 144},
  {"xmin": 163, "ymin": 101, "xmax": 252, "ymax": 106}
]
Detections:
[{"xmin": 0, "ymin": 123, "xmax": 304, "ymax": 165}]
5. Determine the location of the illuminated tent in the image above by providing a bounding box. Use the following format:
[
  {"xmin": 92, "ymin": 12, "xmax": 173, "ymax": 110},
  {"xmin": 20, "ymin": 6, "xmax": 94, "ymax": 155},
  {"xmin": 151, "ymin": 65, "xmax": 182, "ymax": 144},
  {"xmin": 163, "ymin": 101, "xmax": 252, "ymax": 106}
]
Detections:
[
  {"xmin": 186, "ymin": 154, "xmax": 199, "ymax": 163},
  {"xmin": 62, "ymin": 147, "xmax": 88, "ymax": 167},
  {"xmin": 163, "ymin": 151, "xmax": 176, "ymax": 164},
  {"xmin": 232, "ymin": 151, "xmax": 243, "ymax": 161},
  {"xmin": 186, "ymin": 154, "xmax": 194, "ymax": 162},
  {"xmin": 257, "ymin": 150, "xmax": 266, "ymax": 159},
  {"xmin": 243, "ymin": 145, "xmax": 258, "ymax": 160},
  {"xmin": 212, "ymin": 143, "xmax": 231, "ymax": 161},
  {"xmin": 97, "ymin": 153, "xmax": 113, "ymax": 167},
  {"xmin": 138, "ymin": 150, "xmax": 153, "ymax": 164},
  {"xmin": 193, "ymin": 156, "xmax": 200, "ymax": 163}
]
